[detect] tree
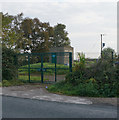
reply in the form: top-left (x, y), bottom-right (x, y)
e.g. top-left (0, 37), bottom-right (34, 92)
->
top-left (21, 18), bottom-right (54, 53)
top-left (2, 12), bottom-right (30, 52)
top-left (101, 47), bottom-right (115, 60)
top-left (52, 24), bottom-right (70, 47)
top-left (13, 13), bottom-right (31, 52)
top-left (2, 12), bottom-right (71, 53)
top-left (21, 18), bottom-right (54, 63)
top-left (2, 13), bottom-right (15, 48)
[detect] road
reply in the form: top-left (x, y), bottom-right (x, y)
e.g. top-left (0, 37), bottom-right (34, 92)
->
top-left (2, 96), bottom-right (117, 118)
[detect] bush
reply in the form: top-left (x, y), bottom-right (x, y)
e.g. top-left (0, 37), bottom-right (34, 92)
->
top-left (92, 61), bottom-right (117, 84)
top-left (48, 80), bottom-right (99, 97)
top-left (0, 82), bottom-right (2, 87)
top-left (102, 47), bottom-right (115, 60)
top-left (84, 58), bottom-right (118, 97)
top-left (65, 71), bottom-right (86, 85)
top-left (2, 80), bottom-right (12, 87)
top-left (66, 52), bottom-right (87, 85)
top-left (47, 80), bottom-right (67, 93)
top-left (2, 80), bottom-right (24, 87)
top-left (48, 48), bottom-right (118, 97)
top-left (73, 82), bottom-right (99, 97)
top-left (2, 46), bottom-right (18, 80)
top-left (98, 83), bottom-right (118, 97)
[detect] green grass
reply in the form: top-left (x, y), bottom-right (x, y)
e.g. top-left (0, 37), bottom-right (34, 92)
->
top-left (18, 75), bottom-right (49, 82)
top-left (19, 62), bottom-right (69, 75)
top-left (17, 62), bottom-right (70, 83)
top-left (2, 80), bottom-right (24, 87)
top-left (20, 62), bottom-right (69, 69)
top-left (19, 75), bottom-right (41, 81)
top-left (2, 75), bottom-right (49, 87)
top-left (0, 82), bottom-right (2, 87)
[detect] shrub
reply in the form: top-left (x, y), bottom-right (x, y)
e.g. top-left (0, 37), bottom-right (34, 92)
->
top-left (73, 82), bottom-right (99, 97)
top-left (66, 52), bottom-right (86, 85)
top-left (65, 71), bottom-right (86, 85)
top-left (86, 78), bottom-right (96, 83)
top-left (2, 80), bottom-right (11, 87)
top-left (74, 52), bottom-right (85, 71)
top-left (2, 46), bottom-right (18, 80)
top-left (101, 47), bottom-right (115, 60)
top-left (98, 83), bottom-right (118, 97)
top-left (48, 48), bottom-right (118, 97)
top-left (94, 61), bottom-right (117, 84)
top-left (0, 82), bottom-right (2, 87)
top-left (48, 81), bottom-right (99, 97)
top-left (47, 80), bottom-right (66, 93)
top-left (2, 79), bottom-right (24, 87)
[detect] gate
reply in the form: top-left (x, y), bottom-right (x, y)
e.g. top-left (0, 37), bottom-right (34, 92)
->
top-left (15, 52), bottom-right (72, 83)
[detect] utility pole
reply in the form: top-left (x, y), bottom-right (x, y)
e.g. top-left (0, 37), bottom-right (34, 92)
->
top-left (101, 34), bottom-right (105, 59)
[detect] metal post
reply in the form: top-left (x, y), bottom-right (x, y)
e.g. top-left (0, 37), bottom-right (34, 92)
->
top-left (41, 54), bottom-right (43, 83)
top-left (14, 55), bottom-right (18, 79)
top-left (28, 55), bottom-right (31, 83)
top-left (101, 34), bottom-right (105, 59)
top-left (69, 52), bottom-right (72, 72)
top-left (101, 34), bottom-right (102, 59)
top-left (112, 51), bottom-right (114, 66)
top-left (14, 55), bottom-right (17, 66)
top-left (55, 53), bottom-right (57, 82)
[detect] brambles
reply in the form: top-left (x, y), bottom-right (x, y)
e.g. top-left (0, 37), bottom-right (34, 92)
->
top-left (48, 49), bottom-right (118, 97)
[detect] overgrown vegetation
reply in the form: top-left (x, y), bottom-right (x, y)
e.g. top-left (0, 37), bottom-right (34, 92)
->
top-left (48, 48), bottom-right (119, 97)
top-left (2, 46), bottom-right (18, 80)
top-left (2, 80), bottom-right (24, 87)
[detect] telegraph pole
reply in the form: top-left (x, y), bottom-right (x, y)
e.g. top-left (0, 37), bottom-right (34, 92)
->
top-left (101, 34), bottom-right (105, 59)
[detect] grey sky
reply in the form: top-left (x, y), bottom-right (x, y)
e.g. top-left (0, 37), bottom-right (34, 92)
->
top-left (0, 1), bottom-right (117, 58)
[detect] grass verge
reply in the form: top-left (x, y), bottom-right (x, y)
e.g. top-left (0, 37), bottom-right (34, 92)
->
top-left (2, 80), bottom-right (24, 87)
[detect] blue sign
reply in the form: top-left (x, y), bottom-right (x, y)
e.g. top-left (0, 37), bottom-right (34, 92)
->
top-left (102, 43), bottom-right (105, 47)
top-left (52, 55), bottom-right (56, 58)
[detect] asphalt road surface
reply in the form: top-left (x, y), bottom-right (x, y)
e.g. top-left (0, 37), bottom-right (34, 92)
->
top-left (2, 96), bottom-right (117, 118)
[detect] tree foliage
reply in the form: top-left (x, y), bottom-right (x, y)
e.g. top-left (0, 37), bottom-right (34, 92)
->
top-left (2, 13), bottom-right (30, 52)
top-left (52, 24), bottom-right (70, 47)
top-left (21, 18), bottom-right (54, 53)
top-left (101, 47), bottom-right (115, 60)
top-left (2, 13), bottom-right (15, 48)
top-left (2, 13), bottom-right (70, 53)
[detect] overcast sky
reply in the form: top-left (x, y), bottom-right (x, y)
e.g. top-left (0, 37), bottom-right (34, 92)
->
top-left (0, 0), bottom-right (117, 58)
